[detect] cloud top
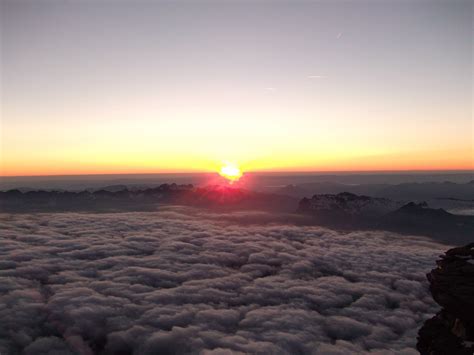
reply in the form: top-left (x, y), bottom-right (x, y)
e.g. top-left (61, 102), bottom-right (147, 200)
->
top-left (0, 207), bottom-right (445, 354)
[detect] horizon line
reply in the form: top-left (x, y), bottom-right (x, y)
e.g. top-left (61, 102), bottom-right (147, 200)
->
top-left (2, 168), bottom-right (473, 179)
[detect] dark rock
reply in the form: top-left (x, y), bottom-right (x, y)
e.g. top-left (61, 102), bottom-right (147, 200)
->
top-left (428, 243), bottom-right (474, 322)
top-left (417, 310), bottom-right (473, 354)
top-left (417, 243), bottom-right (474, 354)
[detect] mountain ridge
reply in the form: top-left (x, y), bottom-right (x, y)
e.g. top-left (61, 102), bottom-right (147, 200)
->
top-left (1, 186), bottom-right (473, 245)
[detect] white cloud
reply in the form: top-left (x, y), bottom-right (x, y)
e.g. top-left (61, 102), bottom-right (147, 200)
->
top-left (0, 208), bottom-right (444, 354)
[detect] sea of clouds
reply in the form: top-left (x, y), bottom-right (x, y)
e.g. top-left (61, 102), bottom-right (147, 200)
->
top-left (0, 207), bottom-right (447, 354)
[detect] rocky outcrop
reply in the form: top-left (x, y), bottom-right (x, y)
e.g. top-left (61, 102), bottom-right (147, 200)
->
top-left (298, 192), bottom-right (400, 217)
top-left (417, 243), bottom-right (474, 354)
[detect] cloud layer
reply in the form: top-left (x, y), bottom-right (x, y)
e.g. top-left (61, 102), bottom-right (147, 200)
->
top-left (0, 207), bottom-right (445, 354)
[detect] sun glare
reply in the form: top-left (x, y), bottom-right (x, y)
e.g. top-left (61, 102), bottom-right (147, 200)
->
top-left (219, 162), bottom-right (243, 182)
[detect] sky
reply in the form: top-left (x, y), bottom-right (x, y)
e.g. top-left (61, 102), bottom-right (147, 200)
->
top-left (1, 0), bottom-right (472, 176)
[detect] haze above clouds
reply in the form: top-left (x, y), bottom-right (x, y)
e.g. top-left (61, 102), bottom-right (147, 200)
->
top-left (0, 207), bottom-right (446, 354)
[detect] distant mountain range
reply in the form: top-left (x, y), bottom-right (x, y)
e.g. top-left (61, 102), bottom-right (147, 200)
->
top-left (1, 185), bottom-right (473, 245)
top-left (2, 172), bottom-right (473, 192)
top-left (298, 192), bottom-right (474, 245)
top-left (298, 192), bottom-right (402, 217)
top-left (0, 184), bottom-right (298, 213)
top-left (273, 180), bottom-right (474, 200)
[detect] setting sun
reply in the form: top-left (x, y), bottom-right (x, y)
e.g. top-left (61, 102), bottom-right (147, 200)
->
top-left (219, 162), bottom-right (243, 182)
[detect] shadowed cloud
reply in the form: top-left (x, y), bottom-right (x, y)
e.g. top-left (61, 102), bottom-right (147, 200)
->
top-left (0, 207), bottom-right (446, 354)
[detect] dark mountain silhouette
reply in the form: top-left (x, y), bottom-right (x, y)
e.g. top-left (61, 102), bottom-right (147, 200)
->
top-left (298, 193), bottom-right (474, 245)
top-left (275, 181), bottom-right (474, 201)
top-left (0, 184), bottom-right (298, 213)
top-left (376, 181), bottom-right (474, 200)
top-left (87, 184), bottom-right (129, 192)
top-left (379, 203), bottom-right (474, 245)
top-left (1, 186), bottom-right (473, 244)
top-left (298, 192), bottom-right (401, 216)
top-left (275, 182), bottom-right (390, 198)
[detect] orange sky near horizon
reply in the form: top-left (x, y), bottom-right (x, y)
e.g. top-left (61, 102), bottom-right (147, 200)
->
top-left (1, 143), bottom-right (472, 177)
